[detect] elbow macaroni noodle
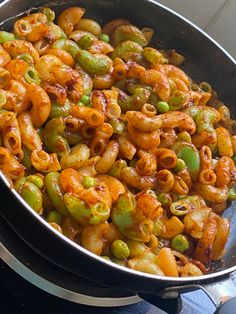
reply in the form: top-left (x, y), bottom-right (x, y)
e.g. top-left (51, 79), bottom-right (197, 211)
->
top-left (0, 5), bottom-right (235, 277)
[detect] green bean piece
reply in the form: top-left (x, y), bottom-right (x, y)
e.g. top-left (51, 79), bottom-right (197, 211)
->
top-left (43, 117), bottom-right (70, 156)
top-left (16, 53), bottom-right (34, 65)
top-left (199, 81), bottom-right (212, 93)
top-left (47, 210), bottom-right (63, 225)
top-left (108, 159), bottom-right (127, 178)
top-left (22, 146), bottom-right (32, 168)
top-left (171, 234), bottom-right (189, 252)
top-left (101, 256), bottom-right (112, 261)
top-left (117, 90), bottom-right (131, 112)
top-left (26, 175), bottom-right (44, 189)
top-left (53, 39), bottom-right (80, 59)
top-left (60, 28), bottom-right (68, 39)
top-left (78, 34), bottom-right (94, 49)
top-left (228, 188), bottom-right (236, 201)
top-left (232, 156), bottom-right (236, 166)
top-left (152, 219), bottom-right (165, 236)
top-left (112, 25), bottom-right (148, 47)
top-left (128, 159), bottom-right (137, 167)
top-left (148, 92), bottom-right (160, 106)
top-left (177, 131), bottom-right (192, 143)
top-left (0, 31), bottom-right (15, 43)
top-left (80, 95), bottom-right (90, 106)
top-left (77, 50), bottom-right (111, 75)
top-left (0, 91), bottom-right (6, 108)
top-left (173, 158), bottom-right (186, 173)
top-left (63, 130), bottom-right (83, 146)
top-left (155, 101), bottom-right (169, 113)
top-left (156, 192), bottom-right (172, 207)
top-left (111, 40), bottom-right (143, 61)
top-left (64, 193), bottom-right (110, 225)
top-left (112, 258), bottom-right (127, 267)
top-left (126, 81), bottom-right (152, 94)
top-left (45, 172), bottom-right (69, 216)
top-left (111, 192), bottom-right (153, 242)
top-left (40, 7), bottom-right (55, 22)
top-left (130, 87), bottom-right (150, 111)
top-left (168, 90), bottom-right (187, 111)
top-left (143, 47), bottom-right (168, 65)
top-left (108, 118), bottom-right (124, 134)
top-left (24, 67), bottom-right (41, 85)
top-left (21, 182), bottom-right (43, 214)
top-left (99, 33), bottom-right (110, 43)
top-left (167, 50), bottom-right (185, 66)
top-left (195, 109), bottom-right (216, 133)
top-left (82, 175), bottom-right (96, 188)
top-left (111, 240), bottom-right (130, 259)
top-left (49, 100), bottom-right (73, 119)
top-left (173, 142), bottom-right (200, 181)
top-left (14, 177), bottom-right (27, 193)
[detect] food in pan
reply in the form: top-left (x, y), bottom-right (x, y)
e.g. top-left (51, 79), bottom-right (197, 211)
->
top-left (0, 6), bottom-right (234, 277)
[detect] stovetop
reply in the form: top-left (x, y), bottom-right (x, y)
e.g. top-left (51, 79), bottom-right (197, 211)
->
top-left (0, 259), bottom-right (216, 314)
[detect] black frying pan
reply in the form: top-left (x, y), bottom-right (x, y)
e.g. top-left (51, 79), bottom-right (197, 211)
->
top-left (0, 0), bottom-right (236, 313)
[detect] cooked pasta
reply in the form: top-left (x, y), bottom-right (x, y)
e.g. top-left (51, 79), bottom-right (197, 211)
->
top-left (0, 5), bottom-right (235, 278)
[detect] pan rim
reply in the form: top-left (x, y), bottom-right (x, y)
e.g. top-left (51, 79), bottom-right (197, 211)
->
top-left (0, 0), bottom-right (235, 285)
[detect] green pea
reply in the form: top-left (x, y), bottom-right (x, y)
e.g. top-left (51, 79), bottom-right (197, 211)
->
top-left (232, 156), bottom-right (236, 166)
top-left (0, 91), bottom-right (6, 108)
top-left (49, 100), bottom-right (73, 119)
top-left (171, 234), bottom-right (189, 252)
top-left (26, 175), bottom-right (44, 189)
top-left (0, 31), bottom-right (15, 43)
top-left (47, 210), bottom-right (62, 225)
top-left (99, 33), bottom-right (110, 43)
top-left (16, 53), bottom-right (34, 65)
top-left (78, 34), bottom-right (94, 49)
top-left (45, 172), bottom-right (68, 216)
top-left (111, 240), bottom-right (130, 259)
top-left (174, 158), bottom-right (186, 172)
top-left (40, 7), bottom-right (55, 22)
top-left (21, 182), bottom-right (43, 214)
top-left (43, 117), bottom-right (70, 156)
top-left (77, 50), bottom-right (111, 75)
top-left (112, 258), bottom-right (127, 267)
top-left (155, 101), bottom-right (169, 113)
top-left (24, 67), bottom-right (41, 85)
top-left (64, 193), bottom-right (110, 225)
top-left (53, 39), bottom-right (80, 59)
top-left (228, 188), bottom-right (236, 201)
top-left (108, 118), bottom-right (124, 134)
top-left (80, 95), bottom-right (90, 106)
top-left (156, 192), bottom-right (172, 207)
top-left (82, 176), bottom-right (96, 188)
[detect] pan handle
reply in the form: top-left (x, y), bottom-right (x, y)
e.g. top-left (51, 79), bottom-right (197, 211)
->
top-left (156, 274), bottom-right (236, 314)
top-left (202, 276), bottom-right (236, 313)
